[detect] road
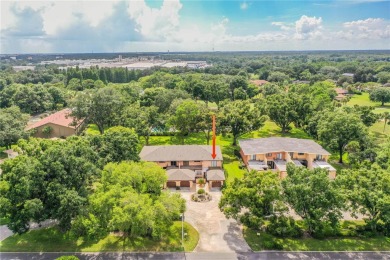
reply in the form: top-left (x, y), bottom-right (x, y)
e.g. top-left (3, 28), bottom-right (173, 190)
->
top-left (1, 251), bottom-right (390, 260)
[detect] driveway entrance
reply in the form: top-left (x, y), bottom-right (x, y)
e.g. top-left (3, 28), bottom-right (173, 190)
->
top-left (179, 191), bottom-right (251, 253)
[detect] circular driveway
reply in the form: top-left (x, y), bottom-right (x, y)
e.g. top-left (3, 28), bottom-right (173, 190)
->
top-left (179, 191), bottom-right (251, 253)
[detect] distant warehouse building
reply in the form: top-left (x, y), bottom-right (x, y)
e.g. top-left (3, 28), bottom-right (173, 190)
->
top-left (26, 109), bottom-right (85, 138)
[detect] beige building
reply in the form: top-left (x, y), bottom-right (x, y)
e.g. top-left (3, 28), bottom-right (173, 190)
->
top-left (239, 137), bottom-right (336, 179)
top-left (26, 109), bottom-right (84, 138)
top-left (140, 145), bottom-right (225, 189)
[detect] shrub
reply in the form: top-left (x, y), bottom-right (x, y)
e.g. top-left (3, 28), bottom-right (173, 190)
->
top-left (197, 189), bottom-right (205, 195)
top-left (56, 256), bottom-right (80, 260)
top-left (267, 215), bottom-right (303, 238)
top-left (198, 178), bottom-right (205, 185)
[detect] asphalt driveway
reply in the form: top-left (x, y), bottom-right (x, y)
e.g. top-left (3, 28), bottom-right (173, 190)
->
top-left (179, 191), bottom-right (251, 253)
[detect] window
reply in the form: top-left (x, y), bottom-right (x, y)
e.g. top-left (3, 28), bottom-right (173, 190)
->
top-left (250, 154), bottom-right (256, 160)
top-left (276, 153), bottom-right (282, 159)
top-left (316, 154), bottom-right (323, 160)
top-left (266, 153), bottom-right (272, 157)
top-left (298, 153), bottom-right (304, 155)
top-left (194, 161), bottom-right (201, 162)
top-left (211, 160), bottom-right (217, 167)
top-left (183, 161), bottom-right (189, 166)
top-left (171, 161), bottom-right (177, 166)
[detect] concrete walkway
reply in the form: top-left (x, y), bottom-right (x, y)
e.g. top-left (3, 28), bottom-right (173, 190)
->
top-left (0, 219), bottom-right (58, 241)
top-left (179, 190), bottom-right (251, 253)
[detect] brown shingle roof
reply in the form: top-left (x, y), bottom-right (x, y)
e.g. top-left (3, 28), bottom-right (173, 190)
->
top-left (167, 169), bottom-right (195, 181)
top-left (140, 145), bottom-right (223, 161)
top-left (239, 137), bottom-right (331, 155)
top-left (26, 109), bottom-right (83, 131)
top-left (206, 169), bottom-right (225, 181)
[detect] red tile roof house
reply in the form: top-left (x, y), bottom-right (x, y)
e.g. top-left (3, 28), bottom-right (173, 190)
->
top-left (239, 137), bottom-right (336, 179)
top-left (25, 109), bottom-right (85, 138)
top-left (140, 145), bottom-right (225, 191)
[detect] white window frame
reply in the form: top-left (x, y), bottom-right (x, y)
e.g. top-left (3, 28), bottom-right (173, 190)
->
top-left (211, 160), bottom-right (218, 167)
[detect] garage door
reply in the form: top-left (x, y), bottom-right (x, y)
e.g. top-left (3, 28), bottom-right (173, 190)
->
top-left (167, 181), bottom-right (176, 188)
top-left (181, 181), bottom-right (191, 187)
top-left (212, 181), bottom-right (222, 187)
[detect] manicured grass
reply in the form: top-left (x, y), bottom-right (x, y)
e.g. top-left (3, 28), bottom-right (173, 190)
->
top-left (0, 217), bottom-right (10, 225)
top-left (0, 221), bottom-right (199, 252)
top-left (244, 226), bottom-right (390, 251)
top-left (85, 124), bottom-right (101, 136)
top-left (242, 121), bottom-right (311, 139)
top-left (369, 120), bottom-right (390, 141)
top-left (347, 93), bottom-right (390, 114)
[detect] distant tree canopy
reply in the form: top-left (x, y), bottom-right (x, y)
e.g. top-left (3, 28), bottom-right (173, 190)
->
top-left (0, 106), bottom-right (29, 149)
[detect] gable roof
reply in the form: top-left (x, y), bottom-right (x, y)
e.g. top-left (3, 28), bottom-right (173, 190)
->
top-left (206, 169), bottom-right (225, 181)
top-left (167, 169), bottom-right (195, 181)
top-left (335, 88), bottom-right (348, 94)
top-left (140, 145), bottom-right (223, 162)
top-left (239, 137), bottom-right (331, 155)
top-left (26, 109), bottom-right (83, 131)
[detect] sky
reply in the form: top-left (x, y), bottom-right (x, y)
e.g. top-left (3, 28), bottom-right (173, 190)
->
top-left (1, 0), bottom-right (389, 53)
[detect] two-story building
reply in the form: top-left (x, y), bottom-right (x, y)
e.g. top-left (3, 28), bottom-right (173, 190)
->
top-left (140, 145), bottom-right (225, 189)
top-left (239, 137), bottom-right (336, 179)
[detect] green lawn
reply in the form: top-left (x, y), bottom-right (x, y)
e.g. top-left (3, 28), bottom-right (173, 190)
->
top-left (0, 221), bottom-right (199, 252)
top-left (244, 226), bottom-right (390, 251)
top-left (369, 120), bottom-right (390, 141)
top-left (0, 217), bottom-right (10, 225)
top-left (347, 93), bottom-right (390, 114)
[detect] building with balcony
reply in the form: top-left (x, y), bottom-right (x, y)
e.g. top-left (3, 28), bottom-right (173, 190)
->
top-left (239, 137), bottom-right (336, 179)
top-left (140, 145), bottom-right (225, 189)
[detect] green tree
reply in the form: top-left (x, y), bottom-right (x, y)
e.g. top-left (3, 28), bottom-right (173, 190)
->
top-left (71, 87), bottom-right (123, 134)
top-left (0, 106), bottom-right (29, 149)
top-left (318, 109), bottom-right (368, 163)
top-left (89, 126), bottom-right (139, 164)
top-left (338, 165), bottom-right (390, 232)
top-left (168, 100), bottom-right (203, 144)
top-left (343, 105), bottom-right (378, 127)
top-left (219, 100), bottom-right (266, 145)
top-left (74, 162), bottom-right (185, 239)
top-left (267, 71), bottom-right (289, 84)
top-left (282, 164), bottom-right (344, 236)
top-left (42, 126), bottom-right (53, 138)
top-left (382, 112), bottom-right (390, 132)
top-left (264, 93), bottom-right (298, 133)
top-left (122, 105), bottom-right (162, 145)
top-left (219, 171), bottom-right (285, 229)
top-left (369, 87), bottom-right (390, 106)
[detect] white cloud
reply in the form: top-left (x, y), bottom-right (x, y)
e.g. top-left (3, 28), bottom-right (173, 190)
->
top-left (340, 18), bottom-right (390, 39)
top-left (240, 2), bottom-right (248, 10)
top-left (128, 0), bottom-right (182, 41)
top-left (294, 15), bottom-right (323, 40)
top-left (271, 22), bottom-right (292, 31)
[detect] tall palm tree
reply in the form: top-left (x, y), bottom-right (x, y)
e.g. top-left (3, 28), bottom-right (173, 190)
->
top-left (383, 112), bottom-right (390, 132)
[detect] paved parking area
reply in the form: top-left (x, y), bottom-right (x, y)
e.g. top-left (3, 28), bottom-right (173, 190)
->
top-left (179, 191), bottom-right (251, 253)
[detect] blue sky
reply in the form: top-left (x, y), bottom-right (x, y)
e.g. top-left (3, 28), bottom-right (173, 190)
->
top-left (1, 0), bottom-right (389, 53)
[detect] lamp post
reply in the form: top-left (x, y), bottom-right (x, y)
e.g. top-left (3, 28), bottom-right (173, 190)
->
top-left (181, 213), bottom-right (184, 251)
